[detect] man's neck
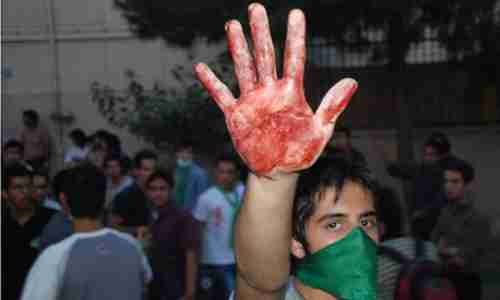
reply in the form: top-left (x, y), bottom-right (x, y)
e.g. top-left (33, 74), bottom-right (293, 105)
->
top-left (73, 218), bottom-right (103, 233)
top-left (293, 278), bottom-right (337, 300)
top-left (110, 175), bottom-right (124, 186)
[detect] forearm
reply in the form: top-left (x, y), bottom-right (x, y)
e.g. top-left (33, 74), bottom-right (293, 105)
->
top-left (235, 172), bottom-right (298, 292)
top-left (184, 250), bottom-right (198, 298)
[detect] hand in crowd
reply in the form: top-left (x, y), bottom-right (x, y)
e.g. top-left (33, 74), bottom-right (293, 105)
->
top-left (195, 4), bottom-right (357, 177)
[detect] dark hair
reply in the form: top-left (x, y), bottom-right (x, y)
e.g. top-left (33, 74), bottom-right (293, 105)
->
top-left (335, 125), bottom-right (351, 138)
top-left (292, 157), bottom-right (377, 251)
top-left (23, 109), bottom-right (39, 124)
top-left (2, 163), bottom-right (32, 190)
top-left (61, 164), bottom-right (106, 218)
top-left (52, 169), bottom-right (72, 201)
top-left (425, 132), bottom-right (451, 156)
top-left (69, 129), bottom-right (87, 148)
top-left (376, 186), bottom-right (404, 241)
top-left (2, 139), bottom-right (24, 154)
top-left (105, 153), bottom-right (131, 175)
top-left (176, 139), bottom-right (194, 152)
top-left (215, 153), bottom-right (240, 169)
top-left (443, 158), bottom-right (474, 184)
top-left (133, 149), bottom-right (158, 169)
top-left (146, 169), bottom-right (174, 188)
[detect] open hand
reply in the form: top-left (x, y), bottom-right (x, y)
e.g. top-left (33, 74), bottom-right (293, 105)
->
top-left (195, 3), bottom-right (358, 177)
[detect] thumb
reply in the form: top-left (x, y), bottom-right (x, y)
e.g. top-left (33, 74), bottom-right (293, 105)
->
top-left (315, 78), bottom-right (358, 126)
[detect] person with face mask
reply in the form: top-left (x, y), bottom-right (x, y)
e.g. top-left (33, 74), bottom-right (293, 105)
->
top-left (173, 140), bottom-right (210, 212)
top-left (194, 3), bottom-right (377, 299)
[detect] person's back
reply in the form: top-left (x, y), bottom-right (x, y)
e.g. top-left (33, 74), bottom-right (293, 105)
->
top-left (23, 229), bottom-right (151, 300)
top-left (21, 164), bottom-right (152, 300)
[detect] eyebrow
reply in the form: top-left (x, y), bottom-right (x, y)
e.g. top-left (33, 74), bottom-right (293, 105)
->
top-left (316, 210), bottom-right (377, 223)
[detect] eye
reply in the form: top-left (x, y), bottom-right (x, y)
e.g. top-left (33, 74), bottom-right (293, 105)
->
top-left (326, 221), bottom-right (342, 231)
top-left (360, 217), bottom-right (377, 229)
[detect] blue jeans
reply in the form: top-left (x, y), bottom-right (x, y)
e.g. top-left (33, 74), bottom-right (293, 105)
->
top-left (198, 264), bottom-right (236, 300)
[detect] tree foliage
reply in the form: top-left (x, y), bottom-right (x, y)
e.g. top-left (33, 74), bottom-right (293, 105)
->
top-left (90, 53), bottom-right (236, 153)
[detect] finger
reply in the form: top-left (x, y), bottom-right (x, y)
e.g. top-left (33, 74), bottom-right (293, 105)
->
top-left (194, 63), bottom-right (235, 111)
top-left (226, 20), bottom-right (257, 95)
top-left (315, 78), bottom-right (358, 126)
top-left (248, 3), bottom-right (277, 85)
top-left (283, 9), bottom-right (306, 82)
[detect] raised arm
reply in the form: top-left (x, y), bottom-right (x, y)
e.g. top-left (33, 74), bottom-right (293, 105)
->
top-left (195, 3), bottom-right (357, 298)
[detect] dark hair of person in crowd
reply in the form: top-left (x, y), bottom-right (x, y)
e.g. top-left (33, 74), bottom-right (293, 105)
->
top-left (176, 138), bottom-right (195, 152)
top-left (105, 153), bottom-right (131, 175)
top-left (215, 152), bottom-right (241, 170)
top-left (133, 149), bottom-right (158, 169)
top-left (335, 125), bottom-right (352, 138)
top-left (69, 129), bottom-right (88, 149)
top-left (52, 169), bottom-right (72, 202)
top-left (107, 133), bottom-right (122, 156)
top-left (2, 139), bottom-right (24, 154)
top-left (146, 169), bottom-right (175, 189)
top-left (425, 131), bottom-right (451, 156)
top-left (443, 158), bottom-right (475, 184)
top-left (2, 163), bottom-right (32, 191)
top-left (375, 186), bottom-right (404, 241)
top-left (61, 163), bottom-right (106, 218)
top-left (23, 109), bottom-right (40, 125)
top-left (292, 157), bottom-right (378, 254)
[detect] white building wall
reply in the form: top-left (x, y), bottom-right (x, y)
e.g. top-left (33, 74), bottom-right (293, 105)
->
top-left (2, 0), bottom-right (224, 169)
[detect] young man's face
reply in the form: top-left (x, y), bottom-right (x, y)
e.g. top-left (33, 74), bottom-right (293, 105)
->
top-left (422, 145), bottom-right (440, 165)
top-left (444, 170), bottom-right (467, 201)
top-left (6, 176), bottom-right (34, 210)
top-left (3, 147), bottom-right (23, 165)
top-left (32, 175), bottom-right (49, 203)
top-left (296, 181), bottom-right (378, 256)
top-left (135, 159), bottom-right (157, 187)
top-left (215, 161), bottom-right (238, 190)
top-left (105, 160), bottom-right (122, 179)
top-left (147, 177), bottom-right (171, 208)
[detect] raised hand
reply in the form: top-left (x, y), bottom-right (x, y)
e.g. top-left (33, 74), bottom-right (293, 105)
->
top-left (195, 3), bottom-right (358, 177)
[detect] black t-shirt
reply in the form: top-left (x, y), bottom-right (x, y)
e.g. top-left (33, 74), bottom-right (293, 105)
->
top-left (112, 184), bottom-right (151, 227)
top-left (2, 204), bottom-right (56, 300)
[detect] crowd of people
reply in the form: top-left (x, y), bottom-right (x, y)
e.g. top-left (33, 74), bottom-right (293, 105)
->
top-left (2, 3), bottom-right (495, 300)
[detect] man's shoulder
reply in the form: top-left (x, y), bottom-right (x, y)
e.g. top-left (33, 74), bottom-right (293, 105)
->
top-left (191, 163), bottom-right (208, 176)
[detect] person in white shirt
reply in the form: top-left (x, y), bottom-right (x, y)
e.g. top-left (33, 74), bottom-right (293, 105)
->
top-left (64, 129), bottom-right (89, 167)
top-left (193, 154), bottom-right (244, 300)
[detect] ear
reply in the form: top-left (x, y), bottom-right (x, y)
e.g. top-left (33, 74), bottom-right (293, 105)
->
top-left (59, 192), bottom-right (71, 214)
top-left (291, 238), bottom-right (306, 259)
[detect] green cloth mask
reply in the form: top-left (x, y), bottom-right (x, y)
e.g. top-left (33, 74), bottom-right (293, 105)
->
top-left (295, 227), bottom-right (378, 300)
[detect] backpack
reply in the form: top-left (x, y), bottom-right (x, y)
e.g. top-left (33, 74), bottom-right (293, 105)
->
top-left (379, 239), bottom-right (458, 300)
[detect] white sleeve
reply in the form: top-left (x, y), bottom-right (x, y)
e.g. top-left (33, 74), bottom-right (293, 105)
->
top-left (192, 193), bottom-right (209, 222)
top-left (21, 245), bottom-right (67, 300)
